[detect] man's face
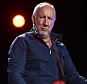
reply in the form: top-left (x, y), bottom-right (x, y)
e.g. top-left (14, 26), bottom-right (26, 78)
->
top-left (32, 5), bottom-right (56, 38)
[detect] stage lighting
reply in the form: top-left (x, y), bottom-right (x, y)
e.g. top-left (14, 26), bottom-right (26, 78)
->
top-left (12, 15), bottom-right (25, 28)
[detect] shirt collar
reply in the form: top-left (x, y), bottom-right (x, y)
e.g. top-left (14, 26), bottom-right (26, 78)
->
top-left (50, 32), bottom-right (62, 41)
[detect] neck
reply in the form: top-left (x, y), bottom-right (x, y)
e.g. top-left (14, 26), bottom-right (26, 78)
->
top-left (43, 38), bottom-right (51, 43)
top-left (42, 36), bottom-right (52, 48)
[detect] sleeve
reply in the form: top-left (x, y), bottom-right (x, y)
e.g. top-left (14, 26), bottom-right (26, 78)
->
top-left (62, 45), bottom-right (87, 84)
top-left (8, 36), bottom-right (27, 84)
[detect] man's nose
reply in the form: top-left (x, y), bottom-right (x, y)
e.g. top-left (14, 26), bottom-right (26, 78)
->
top-left (43, 18), bottom-right (48, 27)
top-left (43, 24), bottom-right (48, 27)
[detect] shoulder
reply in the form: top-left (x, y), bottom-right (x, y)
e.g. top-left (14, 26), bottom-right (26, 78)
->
top-left (10, 32), bottom-right (33, 46)
top-left (17, 32), bottom-right (33, 39)
top-left (56, 41), bottom-right (68, 53)
top-left (56, 41), bottom-right (64, 46)
top-left (56, 40), bottom-right (65, 50)
top-left (12, 32), bottom-right (34, 43)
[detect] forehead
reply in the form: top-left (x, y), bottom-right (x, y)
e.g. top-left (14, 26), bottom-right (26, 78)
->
top-left (37, 5), bottom-right (55, 16)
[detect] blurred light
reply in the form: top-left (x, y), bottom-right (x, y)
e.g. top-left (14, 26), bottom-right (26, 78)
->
top-left (12, 15), bottom-right (25, 28)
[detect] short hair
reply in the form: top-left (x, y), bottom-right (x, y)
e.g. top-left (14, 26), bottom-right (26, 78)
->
top-left (32, 2), bottom-right (56, 17)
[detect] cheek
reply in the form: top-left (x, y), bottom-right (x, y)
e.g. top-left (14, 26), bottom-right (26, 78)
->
top-left (50, 22), bottom-right (54, 29)
top-left (36, 18), bottom-right (43, 26)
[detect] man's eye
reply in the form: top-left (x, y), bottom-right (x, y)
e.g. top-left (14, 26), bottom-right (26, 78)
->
top-left (39, 16), bottom-right (45, 18)
top-left (48, 17), bottom-right (52, 20)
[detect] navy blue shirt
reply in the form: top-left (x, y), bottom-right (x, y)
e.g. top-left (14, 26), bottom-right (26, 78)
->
top-left (8, 30), bottom-right (87, 84)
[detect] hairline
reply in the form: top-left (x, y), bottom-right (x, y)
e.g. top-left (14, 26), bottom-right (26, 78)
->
top-left (32, 2), bottom-right (56, 18)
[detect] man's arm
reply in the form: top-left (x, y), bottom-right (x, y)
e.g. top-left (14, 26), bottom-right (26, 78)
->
top-left (8, 36), bottom-right (27, 84)
top-left (62, 45), bottom-right (87, 84)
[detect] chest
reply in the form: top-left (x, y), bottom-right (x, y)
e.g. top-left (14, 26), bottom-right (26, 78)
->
top-left (26, 39), bottom-right (59, 63)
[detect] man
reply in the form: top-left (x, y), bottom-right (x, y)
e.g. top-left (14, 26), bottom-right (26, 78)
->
top-left (8, 2), bottom-right (87, 84)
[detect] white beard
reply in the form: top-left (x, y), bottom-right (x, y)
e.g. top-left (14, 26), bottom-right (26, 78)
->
top-left (39, 31), bottom-right (49, 36)
top-left (33, 25), bottom-right (50, 38)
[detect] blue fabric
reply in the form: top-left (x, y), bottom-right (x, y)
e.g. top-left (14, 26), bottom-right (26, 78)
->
top-left (8, 31), bottom-right (87, 84)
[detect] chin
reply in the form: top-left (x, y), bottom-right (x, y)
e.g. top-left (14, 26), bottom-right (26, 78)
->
top-left (40, 31), bottom-right (49, 36)
top-left (41, 35), bottom-right (48, 39)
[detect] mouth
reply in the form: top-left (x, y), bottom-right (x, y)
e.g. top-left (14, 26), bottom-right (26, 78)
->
top-left (41, 27), bottom-right (48, 31)
top-left (39, 29), bottom-right (50, 37)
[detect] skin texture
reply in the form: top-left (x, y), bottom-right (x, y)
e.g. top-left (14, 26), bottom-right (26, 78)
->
top-left (32, 5), bottom-right (56, 43)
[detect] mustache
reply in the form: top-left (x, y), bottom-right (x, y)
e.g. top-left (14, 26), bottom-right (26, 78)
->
top-left (41, 27), bottom-right (49, 30)
top-left (39, 31), bottom-right (50, 37)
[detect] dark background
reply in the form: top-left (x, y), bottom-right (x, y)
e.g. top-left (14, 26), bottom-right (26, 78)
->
top-left (0, 0), bottom-right (87, 83)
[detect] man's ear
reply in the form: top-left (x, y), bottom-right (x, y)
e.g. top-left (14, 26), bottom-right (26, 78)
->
top-left (31, 15), bottom-right (35, 24)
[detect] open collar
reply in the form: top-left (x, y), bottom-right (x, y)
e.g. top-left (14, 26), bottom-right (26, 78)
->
top-left (30, 27), bottom-right (62, 42)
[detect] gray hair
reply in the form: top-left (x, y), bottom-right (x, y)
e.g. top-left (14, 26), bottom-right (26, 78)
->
top-left (32, 2), bottom-right (56, 17)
